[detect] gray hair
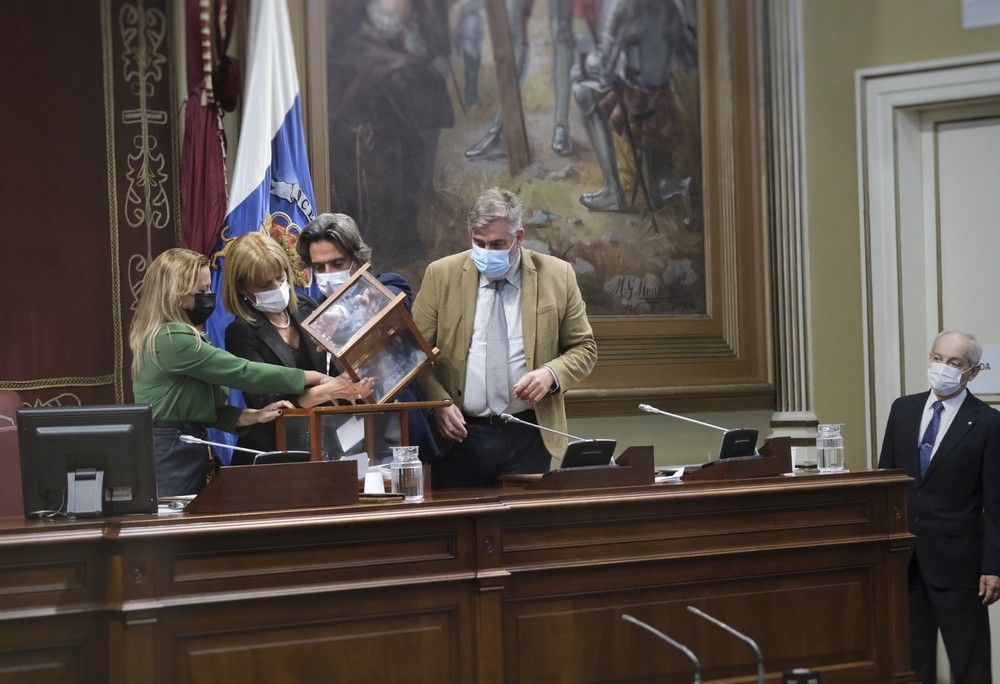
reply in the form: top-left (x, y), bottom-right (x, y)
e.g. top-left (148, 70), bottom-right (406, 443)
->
top-left (467, 187), bottom-right (524, 235)
top-left (932, 330), bottom-right (983, 366)
top-left (297, 213), bottom-right (373, 267)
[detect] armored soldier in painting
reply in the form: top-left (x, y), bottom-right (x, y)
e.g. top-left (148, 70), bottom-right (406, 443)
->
top-left (572, 0), bottom-right (697, 216)
top-left (463, 0), bottom-right (576, 159)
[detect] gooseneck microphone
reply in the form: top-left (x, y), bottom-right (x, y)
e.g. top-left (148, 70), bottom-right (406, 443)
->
top-left (638, 404), bottom-right (728, 433)
top-left (686, 606), bottom-right (765, 684)
top-left (622, 614), bottom-right (702, 684)
top-left (638, 404), bottom-right (760, 459)
top-left (179, 434), bottom-right (265, 456)
top-left (499, 412), bottom-right (590, 441)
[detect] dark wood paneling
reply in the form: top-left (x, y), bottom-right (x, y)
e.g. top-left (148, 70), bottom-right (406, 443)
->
top-left (501, 484), bottom-right (888, 570)
top-left (171, 532), bottom-right (459, 584)
top-left (0, 644), bottom-right (83, 684)
top-left (128, 518), bottom-right (476, 603)
top-left (0, 614), bottom-right (107, 684)
top-left (168, 591), bottom-right (472, 684)
top-left (0, 472), bottom-right (914, 683)
top-left (503, 556), bottom-right (880, 682)
top-left (0, 535), bottom-right (105, 614)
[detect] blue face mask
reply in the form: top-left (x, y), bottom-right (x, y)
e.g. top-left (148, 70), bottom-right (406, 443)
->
top-left (471, 243), bottom-right (512, 279)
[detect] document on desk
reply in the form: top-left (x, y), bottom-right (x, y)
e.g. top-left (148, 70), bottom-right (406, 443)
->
top-left (157, 495), bottom-right (196, 514)
top-left (654, 467), bottom-right (684, 483)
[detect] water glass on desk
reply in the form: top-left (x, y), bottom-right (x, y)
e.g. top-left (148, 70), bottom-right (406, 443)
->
top-left (390, 446), bottom-right (424, 502)
top-left (817, 424), bottom-right (844, 473)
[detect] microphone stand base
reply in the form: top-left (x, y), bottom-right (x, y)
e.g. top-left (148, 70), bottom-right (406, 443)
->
top-left (683, 437), bottom-right (792, 482)
top-left (500, 447), bottom-right (654, 491)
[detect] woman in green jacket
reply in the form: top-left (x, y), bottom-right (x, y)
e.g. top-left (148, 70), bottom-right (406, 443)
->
top-left (130, 248), bottom-right (347, 496)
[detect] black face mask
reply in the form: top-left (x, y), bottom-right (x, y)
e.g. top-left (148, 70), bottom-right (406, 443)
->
top-left (187, 293), bottom-right (216, 326)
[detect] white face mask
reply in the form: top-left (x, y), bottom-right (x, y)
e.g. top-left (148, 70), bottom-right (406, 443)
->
top-left (315, 268), bottom-right (351, 296)
top-left (252, 280), bottom-right (290, 314)
top-left (927, 361), bottom-right (975, 397)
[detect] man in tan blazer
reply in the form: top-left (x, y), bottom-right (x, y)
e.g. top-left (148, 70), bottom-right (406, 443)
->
top-left (414, 188), bottom-right (597, 487)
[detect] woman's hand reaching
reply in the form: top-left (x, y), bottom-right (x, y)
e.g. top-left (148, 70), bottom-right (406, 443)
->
top-left (237, 400), bottom-right (295, 427)
top-left (319, 375), bottom-right (375, 403)
top-left (303, 370), bottom-right (334, 386)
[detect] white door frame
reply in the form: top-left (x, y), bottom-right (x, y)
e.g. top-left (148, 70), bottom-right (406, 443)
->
top-left (856, 52), bottom-right (1000, 464)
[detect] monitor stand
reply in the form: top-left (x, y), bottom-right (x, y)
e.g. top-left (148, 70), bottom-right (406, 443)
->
top-left (67, 468), bottom-right (103, 516)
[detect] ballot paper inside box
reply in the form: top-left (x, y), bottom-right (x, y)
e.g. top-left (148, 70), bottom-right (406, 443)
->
top-left (301, 264), bottom-right (438, 403)
top-left (275, 399), bottom-right (450, 466)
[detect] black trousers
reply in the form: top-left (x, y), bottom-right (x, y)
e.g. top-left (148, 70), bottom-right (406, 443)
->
top-left (153, 421), bottom-right (210, 497)
top-left (432, 410), bottom-right (552, 488)
top-left (908, 557), bottom-right (992, 684)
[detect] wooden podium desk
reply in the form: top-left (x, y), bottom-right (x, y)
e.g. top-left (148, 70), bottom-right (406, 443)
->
top-left (0, 470), bottom-right (914, 683)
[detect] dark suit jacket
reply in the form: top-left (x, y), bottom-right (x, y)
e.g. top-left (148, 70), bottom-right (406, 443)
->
top-left (224, 296), bottom-right (328, 454)
top-left (878, 390), bottom-right (1000, 589)
top-left (226, 275), bottom-right (440, 462)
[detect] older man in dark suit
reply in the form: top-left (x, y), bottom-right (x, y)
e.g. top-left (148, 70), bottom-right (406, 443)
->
top-left (879, 330), bottom-right (1000, 683)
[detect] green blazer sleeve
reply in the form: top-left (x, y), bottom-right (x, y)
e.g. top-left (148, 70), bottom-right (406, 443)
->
top-left (155, 324), bottom-right (307, 394)
top-left (134, 324), bottom-right (307, 433)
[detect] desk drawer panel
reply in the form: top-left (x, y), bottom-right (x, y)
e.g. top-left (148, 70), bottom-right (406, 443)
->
top-left (0, 544), bottom-right (103, 613)
top-left (0, 614), bottom-right (106, 683)
top-left (503, 493), bottom-right (879, 567)
top-left (154, 584), bottom-right (475, 683)
top-left (172, 532), bottom-right (459, 583)
top-left (504, 566), bottom-right (878, 683)
top-left (138, 519), bottom-right (476, 600)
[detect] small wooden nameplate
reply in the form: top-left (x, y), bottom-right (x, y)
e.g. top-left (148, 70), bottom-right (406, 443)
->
top-left (503, 446), bottom-right (655, 490)
top-left (187, 460), bottom-right (358, 514)
top-left (682, 437), bottom-right (792, 482)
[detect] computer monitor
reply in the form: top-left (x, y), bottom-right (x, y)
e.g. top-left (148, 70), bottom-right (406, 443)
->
top-left (17, 404), bottom-right (157, 517)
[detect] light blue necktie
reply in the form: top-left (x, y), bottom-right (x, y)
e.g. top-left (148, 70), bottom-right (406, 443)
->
top-left (918, 401), bottom-right (944, 478)
top-left (485, 281), bottom-right (509, 415)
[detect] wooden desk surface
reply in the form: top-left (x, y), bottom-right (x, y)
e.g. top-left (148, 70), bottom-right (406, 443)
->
top-left (0, 471), bottom-right (915, 683)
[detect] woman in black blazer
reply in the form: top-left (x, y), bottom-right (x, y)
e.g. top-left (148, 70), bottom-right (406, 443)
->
top-left (222, 232), bottom-right (373, 456)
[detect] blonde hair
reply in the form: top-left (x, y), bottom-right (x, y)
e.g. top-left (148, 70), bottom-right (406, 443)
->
top-left (130, 248), bottom-right (209, 378)
top-left (222, 232), bottom-right (300, 324)
top-left (467, 187), bottom-right (524, 234)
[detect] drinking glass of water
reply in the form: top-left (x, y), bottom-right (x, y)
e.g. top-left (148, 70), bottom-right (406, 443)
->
top-left (817, 424), bottom-right (845, 473)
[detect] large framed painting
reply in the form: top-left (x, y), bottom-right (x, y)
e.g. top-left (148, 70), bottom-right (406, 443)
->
top-left (303, 0), bottom-right (771, 414)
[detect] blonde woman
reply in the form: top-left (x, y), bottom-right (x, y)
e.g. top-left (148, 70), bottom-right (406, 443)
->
top-left (131, 248), bottom-right (340, 496)
top-left (222, 232), bottom-right (373, 455)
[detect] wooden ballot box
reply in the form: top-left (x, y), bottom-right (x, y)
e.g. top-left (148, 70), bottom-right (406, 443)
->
top-left (275, 400), bottom-right (450, 465)
top-left (301, 263), bottom-right (438, 403)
